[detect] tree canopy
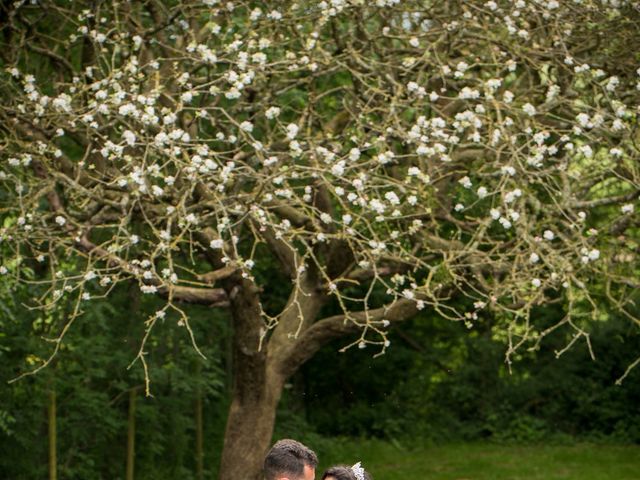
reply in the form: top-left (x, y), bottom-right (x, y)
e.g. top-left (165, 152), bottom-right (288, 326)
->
top-left (1, 1), bottom-right (639, 478)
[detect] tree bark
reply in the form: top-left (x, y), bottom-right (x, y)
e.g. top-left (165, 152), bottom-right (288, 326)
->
top-left (48, 388), bottom-right (57, 480)
top-left (218, 274), bottom-right (285, 480)
top-left (218, 370), bottom-right (284, 480)
top-left (218, 274), bottom-right (328, 480)
top-left (126, 388), bottom-right (136, 480)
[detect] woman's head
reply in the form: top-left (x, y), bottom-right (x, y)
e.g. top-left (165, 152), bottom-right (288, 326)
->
top-left (322, 466), bottom-right (356, 480)
top-left (322, 465), bottom-right (371, 480)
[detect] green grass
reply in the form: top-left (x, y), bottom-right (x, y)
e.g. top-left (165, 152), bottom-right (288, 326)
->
top-left (317, 440), bottom-right (640, 480)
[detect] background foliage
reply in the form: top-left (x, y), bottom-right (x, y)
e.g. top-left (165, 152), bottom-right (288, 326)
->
top-left (0, 284), bottom-right (228, 479)
top-left (2, 289), bottom-right (639, 479)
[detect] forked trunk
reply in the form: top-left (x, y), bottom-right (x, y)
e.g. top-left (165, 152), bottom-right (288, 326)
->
top-left (217, 276), bottom-right (324, 480)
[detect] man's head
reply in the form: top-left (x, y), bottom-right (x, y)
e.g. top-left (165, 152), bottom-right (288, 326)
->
top-left (264, 439), bottom-right (318, 480)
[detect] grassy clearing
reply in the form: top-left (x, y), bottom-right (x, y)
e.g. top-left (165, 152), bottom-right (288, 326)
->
top-left (318, 440), bottom-right (640, 480)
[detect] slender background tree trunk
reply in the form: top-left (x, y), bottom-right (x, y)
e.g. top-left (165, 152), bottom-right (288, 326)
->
top-left (48, 387), bottom-right (57, 480)
top-left (126, 388), bottom-right (136, 480)
top-left (195, 386), bottom-right (204, 480)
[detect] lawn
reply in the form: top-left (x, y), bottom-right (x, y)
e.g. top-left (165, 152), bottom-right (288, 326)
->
top-left (318, 440), bottom-right (640, 480)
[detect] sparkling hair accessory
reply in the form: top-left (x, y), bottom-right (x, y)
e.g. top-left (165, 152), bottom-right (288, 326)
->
top-left (351, 462), bottom-right (365, 480)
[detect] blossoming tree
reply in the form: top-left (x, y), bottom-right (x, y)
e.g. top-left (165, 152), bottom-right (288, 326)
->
top-left (1, 0), bottom-right (639, 478)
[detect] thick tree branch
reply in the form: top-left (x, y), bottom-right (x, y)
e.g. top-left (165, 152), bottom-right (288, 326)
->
top-left (257, 224), bottom-right (299, 279)
top-left (276, 298), bottom-right (418, 377)
top-left (196, 265), bottom-right (238, 285)
top-left (267, 202), bottom-right (316, 229)
top-left (76, 235), bottom-right (228, 306)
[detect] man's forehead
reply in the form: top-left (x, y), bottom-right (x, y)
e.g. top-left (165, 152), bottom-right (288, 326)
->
top-left (275, 465), bottom-right (315, 480)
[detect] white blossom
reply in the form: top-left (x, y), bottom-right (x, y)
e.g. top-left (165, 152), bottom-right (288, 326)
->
top-left (522, 103), bottom-right (537, 116)
top-left (459, 87), bottom-right (480, 100)
top-left (499, 217), bottom-right (512, 229)
top-left (369, 199), bottom-right (386, 214)
top-left (458, 176), bottom-right (472, 189)
top-left (331, 161), bottom-right (345, 177)
top-left (286, 123), bottom-right (299, 139)
top-left (501, 165), bottom-right (516, 176)
top-left (122, 130), bottom-right (136, 146)
top-left (376, 151), bottom-right (395, 165)
top-left (605, 76), bottom-right (620, 92)
top-left (265, 106), bottom-right (281, 119)
top-left (402, 289), bottom-right (415, 300)
top-left (578, 145), bottom-right (593, 158)
top-left (52, 93), bottom-right (72, 112)
top-left (621, 204), bottom-right (634, 214)
top-left (384, 191), bottom-right (400, 205)
top-left (504, 188), bottom-right (522, 203)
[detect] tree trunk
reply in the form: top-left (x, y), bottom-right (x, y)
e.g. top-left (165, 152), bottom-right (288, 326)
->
top-left (48, 388), bottom-right (57, 480)
top-left (217, 274), bottom-right (283, 480)
top-left (218, 275), bottom-right (326, 480)
top-left (195, 386), bottom-right (204, 480)
top-left (218, 369), bottom-right (284, 480)
top-left (126, 388), bottom-right (136, 480)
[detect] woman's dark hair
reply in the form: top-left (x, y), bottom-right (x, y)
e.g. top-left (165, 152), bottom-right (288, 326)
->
top-left (322, 465), bottom-right (372, 480)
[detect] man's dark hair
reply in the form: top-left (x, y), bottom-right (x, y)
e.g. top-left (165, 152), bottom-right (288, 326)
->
top-left (264, 439), bottom-right (318, 480)
top-left (322, 465), bottom-right (372, 480)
